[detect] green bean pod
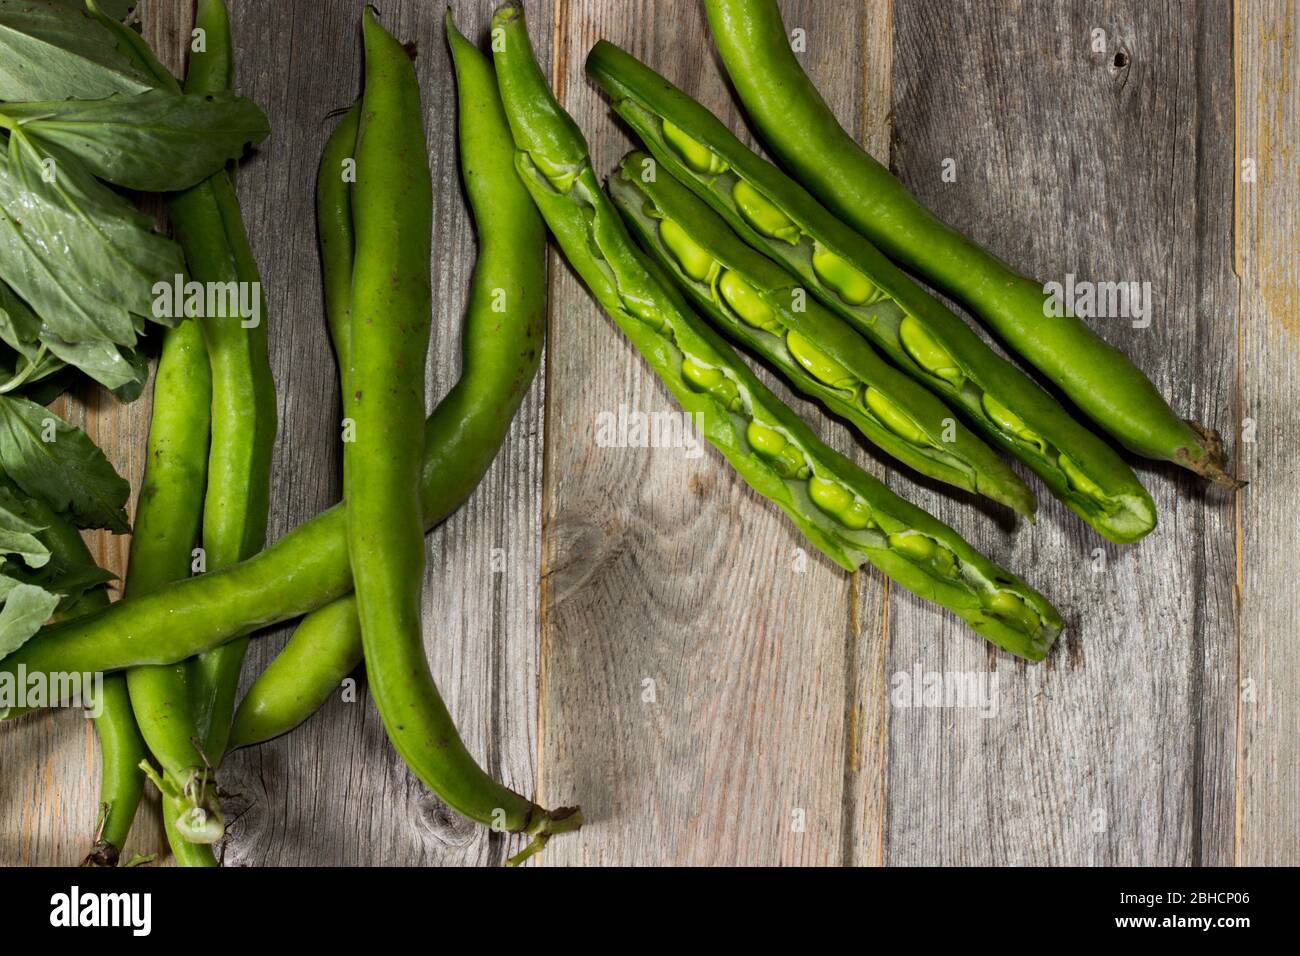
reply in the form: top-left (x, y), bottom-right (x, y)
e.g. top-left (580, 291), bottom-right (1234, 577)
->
top-left (120, 315), bottom-right (219, 856)
top-left (336, 10), bottom-right (578, 861)
top-left (229, 596), bottom-right (362, 749)
top-left (585, 41), bottom-right (1157, 545)
top-left (84, 676), bottom-right (142, 866)
top-left (226, 104), bottom-right (362, 751)
top-left (23, 496), bottom-right (143, 868)
top-left (347, 2), bottom-right (440, 817)
top-left (703, 0), bottom-right (1234, 485)
top-left (493, 2), bottom-right (1060, 660)
top-left (317, 103), bottom-right (360, 379)
top-left (182, 0), bottom-right (276, 765)
top-left (610, 150), bottom-right (1035, 516)
top-left (84, 3), bottom-right (221, 865)
top-left (232, 16), bottom-right (559, 761)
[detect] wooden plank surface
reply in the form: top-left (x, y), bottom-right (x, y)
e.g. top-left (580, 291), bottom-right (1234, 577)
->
top-left (1235, 0), bottom-right (1299, 867)
top-left (537, 0), bottom-right (863, 867)
top-left (1, 0), bottom-right (1295, 868)
top-left (882, 0), bottom-right (1241, 866)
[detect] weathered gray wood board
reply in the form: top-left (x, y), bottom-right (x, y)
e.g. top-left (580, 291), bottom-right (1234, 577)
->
top-left (2, 0), bottom-right (1294, 867)
top-left (1236, 0), bottom-right (1299, 867)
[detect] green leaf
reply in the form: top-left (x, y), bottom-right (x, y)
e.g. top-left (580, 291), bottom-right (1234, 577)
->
top-left (0, 127), bottom-right (183, 349)
top-left (46, 0), bottom-right (138, 22)
top-left (0, 395), bottom-right (130, 531)
top-left (41, 333), bottom-right (145, 392)
top-left (0, 581), bottom-right (60, 658)
top-left (0, 277), bottom-right (41, 359)
top-left (0, 231), bottom-right (150, 395)
top-left (0, 485), bottom-right (50, 567)
top-left (0, 0), bottom-right (150, 102)
top-left (1, 552), bottom-right (115, 612)
top-left (0, 478), bottom-right (115, 614)
top-left (0, 88), bottom-right (270, 191)
top-left (14, 364), bottom-right (76, 405)
top-left (84, 0), bottom-right (178, 93)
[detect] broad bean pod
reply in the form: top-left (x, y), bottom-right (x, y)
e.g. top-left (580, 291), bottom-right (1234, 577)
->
top-left (87, 0), bottom-right (223, 862)
top-left (26, 495), bottom-right (144, 868)
top-left (344, 9), bottom-right (578, 861)
top-left (182, 0), bottom-right (277, 767)
top-left (610, 150), bottom-right (1035, 516)
top-left (703, 0), bottom-right (1236, 485)
top-left (227, 103), bottom-right (362, 750)
top-left (492, 2), bottom-right (1061, 660)
top-left (585, 41), bottom-right (1157, 545)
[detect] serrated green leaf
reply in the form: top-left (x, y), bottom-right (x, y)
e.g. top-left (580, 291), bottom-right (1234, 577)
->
top-left (0, 0), bottom-right (150, 102)
top-left (0, 581), bottom-right (60, 657)
top-left (0, 128), bottom-right (183, 348)
top-left (0, 395), bottom-right (129, 531)
top-left (1, 88), bottom-right (270, 191)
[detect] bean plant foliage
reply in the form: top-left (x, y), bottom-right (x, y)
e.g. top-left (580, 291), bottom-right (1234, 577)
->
top-left (0, 0), bottom-right (269, 649)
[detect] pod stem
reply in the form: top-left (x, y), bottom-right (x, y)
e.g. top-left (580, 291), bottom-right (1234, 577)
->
top-left (139, 760), bottom-right (226, 845)
top-left (506, 805), bottom-right (584, 867)
top-left (1180, 420), bottom-right (1246, 489)
top-left (80, 804), bottom-right (118, 867)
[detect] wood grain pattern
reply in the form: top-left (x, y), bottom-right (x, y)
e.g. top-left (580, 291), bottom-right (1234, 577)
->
top-left (537, 0), bottom-right (862, 867)
top-left (211, 0), bottom-right (553, 866)
top-left (2, 0), bottom-right (1295, 868)
top-left (884, 0), bottom-right (1241, 866)
top-left (1235, 0), bottom-right (1299, 867)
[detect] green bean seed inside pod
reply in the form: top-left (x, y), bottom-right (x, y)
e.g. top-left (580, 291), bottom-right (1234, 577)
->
top-left (746, 420), bottom-right (811, 479)
top-left (980, 392), bottom-right (1048, 454)
top-left (888, 530), bottom-right (936, 561)
top-left (863, 387), bottom-right (935, 447)
top-left (532, 150), bottom-right (580, 192)
top-left (659, 217), bottom-right (720, 281)
top-left (898, 315), bottom-right (966, 386)
top-left (717, 270), bottom-right (784, 333)
top-left (682, 355), bottom-right (744, 411)
top-left (661, 118), bottom-right (729, 175)
top-left (1058, 453), bottom-right (1110, 505)
top-left (810, 243), bottom-right (881, 305)
top-left (624, 294), bottom-right (670, 331)
top-left (785, 330), bottom-right (856, 390)
top-left (888, 531), bottom-right (958, 576)
top-left (808, 475), bottom-right (874, 529)
top-left (731, 179), bottom-right (801, 243)
top-left (984, 590), bottom-right (1044, 635)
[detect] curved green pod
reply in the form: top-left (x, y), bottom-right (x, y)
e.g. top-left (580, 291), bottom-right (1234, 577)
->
top-left (703, 0), bottom-right (1235, 486)
top-left (182, 0), bottom-right (276, 767)
top-left (585, 40), bottom-right (1156, 545)
top-left (26, 496), bottom-right (145, 868)
top-left (342, 9), bottom-right (577, 862)
top-left (228, 595), bottom-right (362, 749)
top-left (87, 1), bottom-right (221, 866)
top-left (226, 104), bottom-right (363, 753)
top-left (493, 3), bottom-right (1060, 660)
top-left (610, 150), bottom-right (1035, 516)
